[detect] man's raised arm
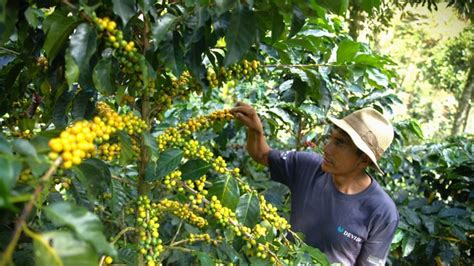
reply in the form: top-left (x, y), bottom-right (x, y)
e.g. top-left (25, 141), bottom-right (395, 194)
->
top-left (231, 102), bottom-right (271, 166)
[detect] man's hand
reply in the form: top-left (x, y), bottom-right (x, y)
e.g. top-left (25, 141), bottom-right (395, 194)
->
top-left (231, 101), bottom-right (270, 166)
top-left (231, 102), bottom-right (264, 135)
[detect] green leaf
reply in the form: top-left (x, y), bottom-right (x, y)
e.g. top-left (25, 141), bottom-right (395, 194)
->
top-left (12, 139), bottom-right (37, 158)
top-left (112, 0), bottom-right (136, 26)
top-left (291, 77), bottom-right (308, 106)
top-left (366, 68), bottom-right (388, 88)
top-left (317, 0), bottom-right (349, 15)
top-left (34, 230), bottom-right (99, 266)
top-left (43, 202), bottom-right (116, 256)
top-left (420, 214), bottom-right (436, 234)
top-left (72, 158), bottom-right (111, 198)
top-left (93, 57), bottom-right (115, 95)
top-left (196, 252), bottom-right (214, 266)
top-left (142, 132), bottom-right (158, 159)
top-left (402, 235), bottom-right (416, 257)
top-left (152, 148), bottom-right (183, 181)
top-left (43, 9), bottom-right (78, 62)
top-left (65, 52), bottom-right (79, 87)
top-left (353, 54), bottom-right (384, 67)
top-left (289, 5), bottom-right (305, 38)
top-left (336, 39), bottom-right (360, 63)
top-left (179, 159), bottom-right (211, 181)
top-left (409, 120), bottom-right (424, 139)
top-left (72, 89), bottom-right (95, 120)
top-left (0, 156), bottom-right (22, 207)
top-left (24, 7), bottom-right (44, 28)
top-left (299, 244), bottom-right (330, 265)
top-left (271, 5), bottom-right (285, 42)
top-left (118, 131), bottom-right (133, 165)
top-left (359, 0), bottom-right (382, 13)
top-left (138, 0), bottom-right (153, 12)
top-left (110, 178), bottom-right (129, 215)
top-left (438, 208), bottom-right (468, 218)
top-left (52, 87), bottom-right (74, 128)
top-left (208, 175), bottom-right (240, 210)
top-left (151, 13), bottom-right (176, 45)
top-left (391, 229), bottom-right (404, 244)
top-left (159, 34), bottom-right (185, 76)
top-left (236, 193), bottom-right (260, 227)
top-left (69, 23), bottom-right (97, 73)
top-left (403, 208), bottom-right (421, 227)
top-left (224, 7), bottom-right (256, 65)
top-left (0, 133), bottom-right (12, 155)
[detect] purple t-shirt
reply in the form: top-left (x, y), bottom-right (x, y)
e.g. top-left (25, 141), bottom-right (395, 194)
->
top-left (268, 150), bottom-right (399, 266)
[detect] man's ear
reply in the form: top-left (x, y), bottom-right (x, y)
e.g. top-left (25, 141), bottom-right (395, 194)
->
top-left (358, 154), bottom-right (372, 168)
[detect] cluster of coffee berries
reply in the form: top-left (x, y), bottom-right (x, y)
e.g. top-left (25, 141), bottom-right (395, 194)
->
top-left (163, 170), bottom-right (182, 191)
top-left (100, 192), bottom-right (112, 200)
top-left (53, 176), bottom-right (72, 190)
top-left (156, 109), bottom-right (233, 152)
top-left (137, 195), bottom-right (163, 266)
top-left (153, 71), bottom-right (202, 115)
top-left (48, 120), bottom-right (98, 169)
top-left (48, 102), bottom-right (146, 168)
top-left (96, 102), bottom-right (147, 136)
top-left (12, 129), bottom-right (34, 139)
top-left (207, 59), bottom-right (262, 88)
top-left (36, 56), bottom-right (48, 71)
top-left (183, 140), bottom-right (214, 161)
top-left (259, 195), bottom-right (290, 231)
top-left (97, 142), bottom-right (121, 161)
top-left (207, 195), bottom-right (236, 227)
top-left (94, 17), bottom-right (140, 74)
top-left (212, 156), bottom-right (227, 174)
top-left (187, 233), bottom-right (219, 245)
top-left (18, 169), bottom-right (34, 184)
top-left (157, 199), bottom-right (207, 228)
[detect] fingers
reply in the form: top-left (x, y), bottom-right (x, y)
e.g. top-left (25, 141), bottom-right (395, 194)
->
top-left (231, 102), bottom-right (254, 116)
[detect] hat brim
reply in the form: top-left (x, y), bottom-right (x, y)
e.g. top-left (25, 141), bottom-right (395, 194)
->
top-left (328, 117), bottom-right (384, 175)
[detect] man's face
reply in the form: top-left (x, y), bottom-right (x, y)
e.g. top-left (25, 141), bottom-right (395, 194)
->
top-left (321, 127), bottom-right (366, 175)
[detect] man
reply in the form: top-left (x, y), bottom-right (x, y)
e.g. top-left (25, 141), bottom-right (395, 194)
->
top-left (231, 102), bottom-right (399, 266)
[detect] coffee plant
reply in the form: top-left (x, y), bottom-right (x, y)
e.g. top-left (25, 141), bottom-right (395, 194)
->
top-left (3, 0), bottom-right (470, 266)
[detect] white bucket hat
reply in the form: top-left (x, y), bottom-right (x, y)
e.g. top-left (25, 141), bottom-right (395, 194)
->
top-left (328, 107), bottom-right (394, 174)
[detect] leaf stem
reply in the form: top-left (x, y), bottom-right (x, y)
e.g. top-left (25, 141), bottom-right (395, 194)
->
top-left (0, 47), bottom-right (20, 55)
top-left (111, 227), bottom-right (137, 244)
top-left (169, 220), bottom-right (183, 245)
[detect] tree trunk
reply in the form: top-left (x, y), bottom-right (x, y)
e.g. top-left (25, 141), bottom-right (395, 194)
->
top-left (451, 58), bottom-right (474, 136)
top-left (348, 4), bottom-right (363, 41)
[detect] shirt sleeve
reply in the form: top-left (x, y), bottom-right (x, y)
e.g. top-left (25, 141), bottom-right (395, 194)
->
top-left (356, 219), bottom-right (399, 266)
top-left (267, 150), bottom-right (297, 188)
top-left (267, 150), bottom-right (323, 190)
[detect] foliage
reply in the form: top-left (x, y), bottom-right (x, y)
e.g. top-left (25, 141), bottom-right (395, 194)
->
top-left (1, 0), bottom-right (470, 266)
top-left (0, 0), bottom-right (400, 265)
top-left (380, 126), bottom-right (473, 265)
top-left (422, 25), bottom-right (473, 97)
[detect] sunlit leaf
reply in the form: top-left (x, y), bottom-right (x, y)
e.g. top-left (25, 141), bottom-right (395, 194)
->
top-left (44, 202), bottom-right (116, 256)
top-left (224, 7), bottom-right (256, 65)
top-left (152, 148), bottom-right (183, 181)
top-left (72, 158), bottom-right (112, 198)
top-left (180, 159), bottom-right (211, 181)
top-left (43, 9), bottom-right (78, 62)
top-left (236, 193), bottom-right (260, 227)
top-left (208, 175), bottom-right (240, 210)
top-left (34, 230), bottom-right (99, 266)
top-left (112, 0), bottom-right (135, 26)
